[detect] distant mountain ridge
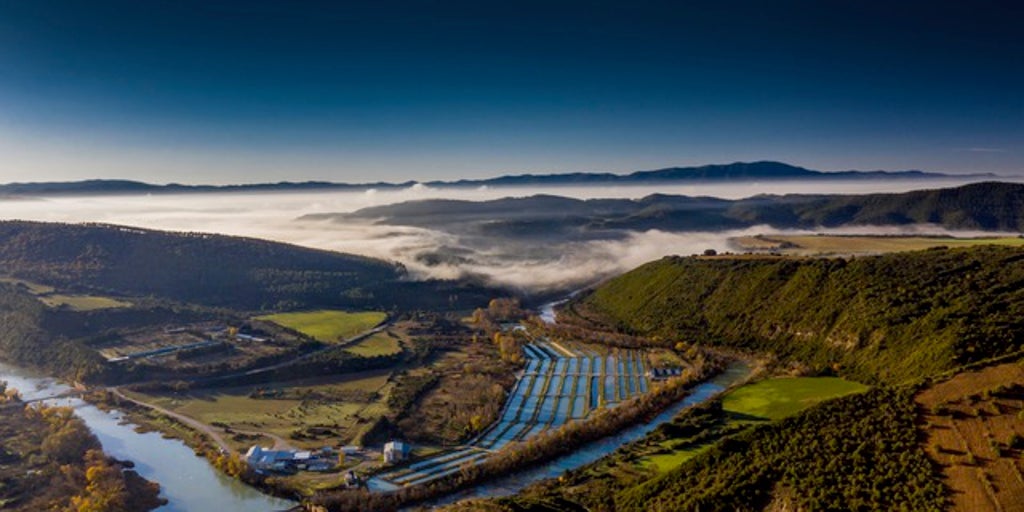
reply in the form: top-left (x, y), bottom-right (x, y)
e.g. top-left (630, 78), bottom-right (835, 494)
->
top-left (0, 161), bottom-right (991, 196)
top-left (450, 161), bottom-right (961, 187)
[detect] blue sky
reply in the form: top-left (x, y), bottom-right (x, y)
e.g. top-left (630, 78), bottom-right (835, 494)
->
top-left (0, 0), bottom-right (1021, 184)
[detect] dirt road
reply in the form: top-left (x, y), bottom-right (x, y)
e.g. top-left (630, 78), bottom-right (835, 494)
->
top-left (110, 387), bottom-right (235, 454)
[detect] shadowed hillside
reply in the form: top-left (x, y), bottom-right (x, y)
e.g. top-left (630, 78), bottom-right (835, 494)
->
top-left (0, 221), bottom-right (496, 312)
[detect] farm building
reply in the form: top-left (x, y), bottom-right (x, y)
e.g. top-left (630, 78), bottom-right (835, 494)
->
top-left (245, 446), bottom-right (294, 473)
top-left (383, 441), bottom-right (410, 464)
top-left (245, 446), bottom-right (334, 473)
top-left (293, 451), bottom-right (334, 471)
top-left (235, 333), bottom-right (268, 342)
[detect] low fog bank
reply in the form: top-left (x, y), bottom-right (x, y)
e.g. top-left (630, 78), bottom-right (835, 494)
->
top-left (0, 178), bottom-right (1016, 294)
top-left (354, 224), bottom-right (1017, 293)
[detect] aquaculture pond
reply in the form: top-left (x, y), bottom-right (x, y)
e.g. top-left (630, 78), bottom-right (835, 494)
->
top-left (418, 363), bottom-right (753, 506)
top-left (371, 340), bottom-right (651, 490)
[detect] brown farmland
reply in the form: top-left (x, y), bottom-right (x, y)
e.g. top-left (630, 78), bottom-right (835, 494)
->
top-left (916, 362), bottom-right (1024, 512)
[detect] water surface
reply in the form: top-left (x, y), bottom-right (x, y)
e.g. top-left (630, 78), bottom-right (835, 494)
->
top-left (0, 362), bottom-right (296, 512)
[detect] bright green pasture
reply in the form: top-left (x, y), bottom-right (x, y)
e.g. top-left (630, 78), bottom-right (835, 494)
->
top-left (256, 310), bottom-right (386, 343)
top-left (345, 331), bottom-right (402, 357)
top-left (644, 445), bottom-right (711, 472)
top-left (641, 377), bottom-right (868, 472)
top-left (0, 276), bottom-right (55, 295)
top-left (722, 377), bottom-right (868, 421)
top-left (39, 294), bottom-right (131, 311)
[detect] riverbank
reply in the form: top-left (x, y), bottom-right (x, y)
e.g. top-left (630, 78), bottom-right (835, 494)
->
top-left (0, 389), bottom-right (165, 511)
top-left (0, 362), bottom-right (297, 512)
top-left (85, 386), bottom-right (309, 505)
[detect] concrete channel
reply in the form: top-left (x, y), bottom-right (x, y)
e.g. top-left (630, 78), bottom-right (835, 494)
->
top-left (370, 341), bottom-right (650, 489)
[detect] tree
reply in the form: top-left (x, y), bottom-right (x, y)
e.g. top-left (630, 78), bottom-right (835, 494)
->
top-left (69, 450), bottom-right (129, 512)
top-left (38, 406), bottom-right (96, 464)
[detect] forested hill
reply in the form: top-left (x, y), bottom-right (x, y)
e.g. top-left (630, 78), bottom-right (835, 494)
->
top-left (574, 245), bottom-right (1024, 384)
top-left (328, 181), bottom-right (1024, 236)
top-left (0, 221), bottom-right (489, 311)
top-left (736, 180), bottom-right (1024, 231)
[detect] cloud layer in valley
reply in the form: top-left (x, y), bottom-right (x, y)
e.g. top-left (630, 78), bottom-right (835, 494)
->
top-left (0, 178), bottom-right (1014, 293)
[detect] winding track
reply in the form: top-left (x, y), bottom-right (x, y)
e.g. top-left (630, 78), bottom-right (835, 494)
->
top-left (109, 387), bottom-right (235, 453)
top-left (93, 321), bottom-right (397, 456)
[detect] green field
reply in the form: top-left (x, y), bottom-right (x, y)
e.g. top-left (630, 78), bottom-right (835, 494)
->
top-left (256, 309), bottom-right (387, 343)
top-left (345, 331), bottom-right (402, 357)
top-left (641, 377), bottom-right (868, 471)
top-left (732, 234), bottom-right (1024, 256)
top-left (721, 376), bottom-right (869, 421)
top-left (0, 276), bottom-right (55, 295)
top-left (127, 370), bottom-right (395, 450)
top-left (38, 294), bottom-right (132, 311)
top-left (1, 276), bottom-right (132, 310)
top-left (644, 445), bottom-right (708, 472)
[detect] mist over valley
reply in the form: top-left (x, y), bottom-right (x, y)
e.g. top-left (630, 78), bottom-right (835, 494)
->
top-left (3, 2), bottom-right (1022, 510)
top-left (1, 175), bottom-right (1019, 293)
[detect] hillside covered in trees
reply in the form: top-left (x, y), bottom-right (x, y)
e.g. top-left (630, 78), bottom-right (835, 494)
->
top-left (615, 387), bottom-right (943, 511)
top-left (0, 221), bottom-right (504, 383)
top-left (0, 285), bottom-right (108, 382)
top-left (450, 246), bottom-right (1024, 512)
top-left (474, 387), bottom-right (945, 512)
top-left (325, 182), bottom-right (1024, 238)
top-left (573, 245), bottom-right (1024, 384)
top-left (0, 221), bottom-right (494, 311)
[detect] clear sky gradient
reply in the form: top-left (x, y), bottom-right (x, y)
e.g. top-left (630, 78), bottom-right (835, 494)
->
top-left (0, 0), bottom-right (1021, 184)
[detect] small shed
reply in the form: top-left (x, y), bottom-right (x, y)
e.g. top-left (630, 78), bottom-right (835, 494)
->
top-left (383, 441), bottom-right (410, 464)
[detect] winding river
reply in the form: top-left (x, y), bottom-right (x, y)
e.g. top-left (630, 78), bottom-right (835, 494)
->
top-left (1, 295), bottom-right (746, 511)
top-left (0, 362), bottom-right (295, 512)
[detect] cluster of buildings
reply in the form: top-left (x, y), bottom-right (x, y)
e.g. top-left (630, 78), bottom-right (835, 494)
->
top-left (244, 441), bottom-right (411, 476)
top-left (107, 323), bottom-right (269, 363)
top-left (244, 446), bottom-right (338, 474)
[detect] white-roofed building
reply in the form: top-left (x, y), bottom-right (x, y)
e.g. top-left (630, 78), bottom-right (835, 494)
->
top-left (383, 441), bottom-right (410, 464)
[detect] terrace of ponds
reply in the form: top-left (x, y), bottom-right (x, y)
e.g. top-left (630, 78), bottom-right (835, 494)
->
top-left (370, 340), bottom-right (650, 490)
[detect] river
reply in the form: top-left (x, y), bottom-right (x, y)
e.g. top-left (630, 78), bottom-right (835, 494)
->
top-left (0, 362), bottom-right (296, 512)
top-left (2, 295), bottom-right (741, 511)
top-left (426, 362), bottom-right (752, 507)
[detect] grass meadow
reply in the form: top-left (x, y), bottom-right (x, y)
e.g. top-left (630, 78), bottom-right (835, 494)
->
top-left (256, 310), bottom-right (387, 343)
